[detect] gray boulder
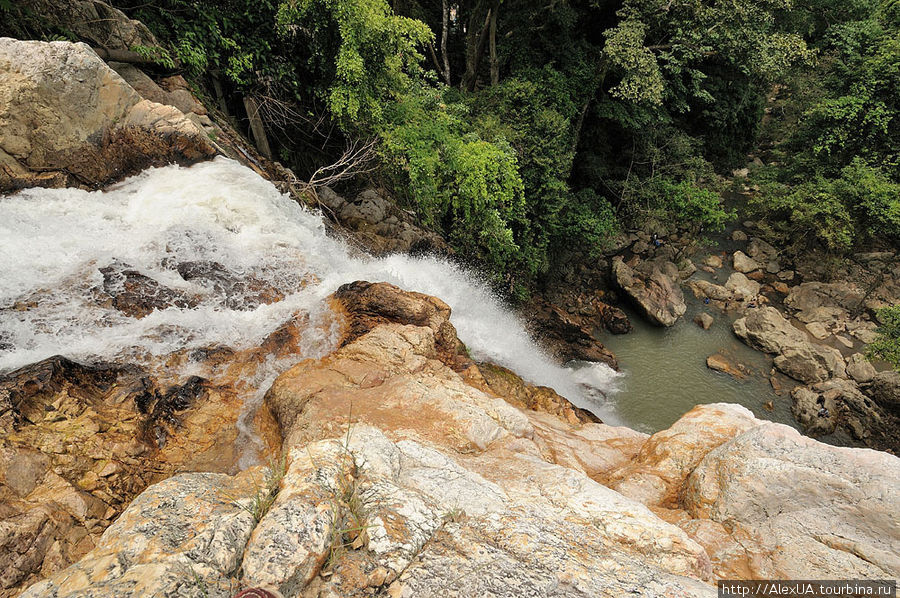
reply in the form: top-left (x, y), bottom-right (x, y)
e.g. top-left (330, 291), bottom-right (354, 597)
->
top-left (0, 38), bottom-right (215, 192)
top-left (612, 257), bottom-right (686, 326)
top-left (846, 353), bottom-right (877, 384)
top-left (733, 307), bottom-right (845, 383)
top-left (731, 251), bottom-right (760, 273)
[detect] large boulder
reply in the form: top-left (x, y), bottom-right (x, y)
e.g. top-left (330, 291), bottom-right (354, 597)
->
top-left (612, 256), bottom-right (686, 326)
top-left (724, 272), bottom-right (760, 301)
top-left (789, 377), bottom-right (893, 448)
top-left (15, 0), bottom-right (159, 52)
top-left (785, 281), bottom-right (865, 314)
top-left (27, 284), bottom-right (718, 598)
top-left (684, 423), bottom-right (900, 580)
top-left (846, 353), bottom-right (877, 383)
top-left (16, 284), bottom-right (900, 597)
top-left (0, 39), bottom-right (215, 192)
top-left (733, 307), bottom-right (845, 383)
top-left (869, 370), bottom-right (900, 414)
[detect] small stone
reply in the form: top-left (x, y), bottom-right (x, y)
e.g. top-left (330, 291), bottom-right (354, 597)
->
top-left (777, 270), bottom-right (795, 281)
top-left (805, 322), bottom-right (830, 340)
top-left (367, 567), bottom-right (390, 587)
top-left (707, 354), bottom-right (745, 378)
top-left (731, 230), bottom-right (748, 242)
top-left (846, 353), bottom-right (876, 384)
top-left (694, 313), bottom-right (714, 330)
top-left (834, 335), bottom-right (853, 349)
top-left (704, 255), bottom-right (723, 268)
top-left (732, 251), bottom-right (760, 273)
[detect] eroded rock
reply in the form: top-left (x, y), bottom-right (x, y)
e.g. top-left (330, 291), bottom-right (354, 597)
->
top-left (612, 256), bottom-right (686, 326)
top-left (733, 307), bottom-right (845, 383)
top-left (0, 38), bottom-right (215, 193)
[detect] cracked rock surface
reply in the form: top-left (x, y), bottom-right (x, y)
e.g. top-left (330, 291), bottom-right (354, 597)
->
top-left (19, 282), bottom-right (900, 597)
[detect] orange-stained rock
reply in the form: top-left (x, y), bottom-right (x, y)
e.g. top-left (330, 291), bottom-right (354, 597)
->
top-left (330, 280), bottom-right (466, 368)
top-left (606, 403), bottom-right (759, 507)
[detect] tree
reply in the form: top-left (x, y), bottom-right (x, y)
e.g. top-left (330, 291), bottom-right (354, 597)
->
top-left (868, 305), bottom-right (900, 371)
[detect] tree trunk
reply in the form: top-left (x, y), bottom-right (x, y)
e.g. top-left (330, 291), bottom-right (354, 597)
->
top-left (441, 0), bottom-right (451, 85)
top-left (461, 0), bottom-right (491, 92)
top-left (489, 1), bottom-right (499, 86)
top-left (243, 96), bottom-right (272, 160)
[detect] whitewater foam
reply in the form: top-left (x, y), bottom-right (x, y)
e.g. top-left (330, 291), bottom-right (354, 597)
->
top-left (0, 157), bottom-right (621, 423)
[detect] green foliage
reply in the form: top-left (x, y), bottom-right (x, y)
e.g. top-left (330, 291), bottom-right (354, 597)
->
top-left (130, 44), bottom-right (177, 70)
top-left (750, 159), bottom-right (900, 251)
top-left (750, 174), bottom-right (855, 251)
top-left (117, 0), bottom-right (897, 296)
top-left (121, 0), bottom-right (291, 89)
top-left (867, 305), bottom-right (900, 371)
top-left (276, 0), bottom-right (433, 124)
top-left (379, 87), bottom-right (528, 283)
top-left (656, 179), bottom-right (731, 232)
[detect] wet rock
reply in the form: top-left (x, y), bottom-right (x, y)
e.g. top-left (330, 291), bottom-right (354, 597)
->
top-left (176, 261), bottom-right (282, 310)
top-left (685, 423), bottom-right (900, 579)
top-left (846, 353), bottom-right (876, 383)
top-left (0, 349), bottom-right (282, 595)
top-left (706, 354), bottom-right (745, 379)
top-left (612, 256), bottom-right (686, 327)
top-left (331, 281), bottom-right (465, 367)
top-left (100, 263), bottom-right (197, 318)
top-left (521, 297), bottom-right (620, 366)
top-left (694, 313), bottom-right (714, 330)
top-left (731, 251), bottom-right (760, 273)
top-left (0, 39), bottom-right (216, 193)
top-left (21, 291), bottom-right (900, 597)
top-left (473, 362), bottom-right (600, 425)
top-left (731, 230), bottom-right (748, 242)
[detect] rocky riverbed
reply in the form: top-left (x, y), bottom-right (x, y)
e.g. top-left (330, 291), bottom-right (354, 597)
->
top-left (1, 28), bottom-right (898, 598)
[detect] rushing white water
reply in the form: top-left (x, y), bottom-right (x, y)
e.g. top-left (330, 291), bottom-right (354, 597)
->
top-left (0, 157), bottom-right (621, 422)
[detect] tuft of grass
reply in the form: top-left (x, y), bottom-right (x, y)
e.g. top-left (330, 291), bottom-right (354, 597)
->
top-left (321, 404), bottom-right (374, 575)
top-left (229, 452), bottom-right (287, 523)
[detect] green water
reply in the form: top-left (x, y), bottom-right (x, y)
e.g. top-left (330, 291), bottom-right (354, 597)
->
top-left (594, 298), bottom-right (794, 434)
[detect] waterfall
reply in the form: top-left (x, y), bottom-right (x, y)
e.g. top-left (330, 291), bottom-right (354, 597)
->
top-left (0, 157), bottom-right (621, 423)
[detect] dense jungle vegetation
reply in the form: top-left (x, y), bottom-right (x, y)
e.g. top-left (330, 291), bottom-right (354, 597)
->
top-left (3, 0), bottom-right (898, 297)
